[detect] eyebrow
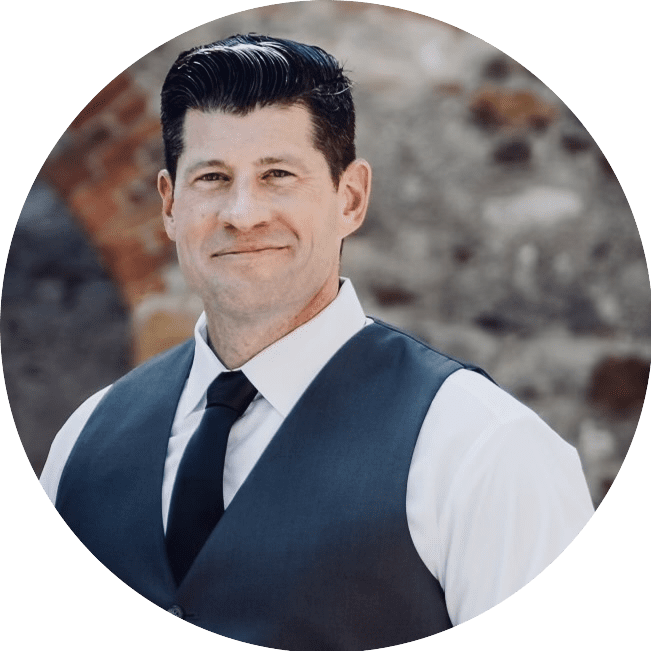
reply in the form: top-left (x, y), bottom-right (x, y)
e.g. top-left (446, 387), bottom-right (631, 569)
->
top-left (185, 159), bottom-right (227, 176)
top-left (258, 156), bottom-right (302, 166)
top-left (185, 155), bottom-right (308, 176)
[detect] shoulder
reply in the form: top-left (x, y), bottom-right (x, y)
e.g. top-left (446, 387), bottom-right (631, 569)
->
top-left (368, 320), bottom-right (493, 382)
top-left (409, 368), bottom-right (590, 545)
top-left (111, 339), bottom-right (195, 389)
top-left (39, 338), bottom-right (196, 503)
top-left (39, 385), bottom-right (112, 503)
top-left (408, 369), bottom-right (593, 623)
top-left (435, 367), bottom-right (543, 427)
top-left (423, 368), bottom-right (581, 482)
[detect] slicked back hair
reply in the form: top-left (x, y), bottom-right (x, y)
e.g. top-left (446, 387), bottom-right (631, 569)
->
top-left (161, 34), bottom-right (356, 186)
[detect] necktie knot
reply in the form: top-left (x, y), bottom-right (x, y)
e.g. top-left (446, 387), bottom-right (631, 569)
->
top-left (206, 370), bottom-right (257, 416)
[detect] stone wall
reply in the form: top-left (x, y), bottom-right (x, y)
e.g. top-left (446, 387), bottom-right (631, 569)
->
top-left (3, 2), bottom-right (649, 504)
top-left (1, 182), bottom-right (131, 472)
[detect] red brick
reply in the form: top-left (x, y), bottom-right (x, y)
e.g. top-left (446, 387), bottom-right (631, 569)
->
top-left (99, 118), bottom-right (161, 170)
top-left (69, 183), bottom-right (118, 235)
top-left (70, 74), bottom-right (131, 129)
top-left (133, 309), bottom-right (196, 363)
top-left (100, 233), bottom-right (170, 287)
top-left (79, 123), bottom-right (113, 150)
top-left (470, 87), bottom-right (557, 131)
top-left (101, 162), bottom-right (144, 190)
top-left (41, 154), bottom-right (92, 198)
top-left (116, 95), bottom-right (147, 125)
top-left (588, 356), bottom-right (650, 416)
top-left (101, 139), bottom-right (136, 170)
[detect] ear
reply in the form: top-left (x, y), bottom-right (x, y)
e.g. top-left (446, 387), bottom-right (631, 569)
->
top-left (157, 169), bottom-right (176, 241)
top-left (337, 159), bottom-right (372, 238)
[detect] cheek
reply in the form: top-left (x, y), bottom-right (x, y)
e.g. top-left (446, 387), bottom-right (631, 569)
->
top-left (174, 207), bottom-right (210, 243)
top-left (174, 223), bottom-right (207, 271)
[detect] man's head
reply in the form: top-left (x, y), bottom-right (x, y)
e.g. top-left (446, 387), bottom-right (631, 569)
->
top-left (161, 34), bottom-right (356, 187)
top-left (157, 35), bottom-right (371, 355)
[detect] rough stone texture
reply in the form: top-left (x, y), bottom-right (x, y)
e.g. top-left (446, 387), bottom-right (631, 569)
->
top-left (1, 181), bottom-right (131, 475)
top-left (2, 2), bottom-right (649, 504)
top-left (587, 357), bottom-right (650, 416)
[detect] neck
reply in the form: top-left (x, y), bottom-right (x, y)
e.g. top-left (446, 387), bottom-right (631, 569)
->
top-left (205, 279), bottom-right (340, 369)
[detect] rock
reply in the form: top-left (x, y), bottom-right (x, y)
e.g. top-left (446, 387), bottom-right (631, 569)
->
top-left (482, 186), bottom-right (584, 229)
top-left (492, 139), bottom-right (532, 165)
top-left (587, 356), bottom-right (650, 416)
top-left (1, 180), bottom-right (130, 474)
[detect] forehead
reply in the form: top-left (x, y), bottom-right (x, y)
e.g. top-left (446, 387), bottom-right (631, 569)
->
top-left (179, 104), bottom-right (321, 167)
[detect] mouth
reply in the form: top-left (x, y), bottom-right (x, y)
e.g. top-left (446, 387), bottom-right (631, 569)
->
top-left (214, 246), bottom-right (287, 257)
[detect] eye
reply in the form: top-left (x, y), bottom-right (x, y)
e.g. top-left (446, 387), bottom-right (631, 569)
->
top-left (263, 169), bottom-right (294, 180)
top-left (197, 172), bottom-right (229, 182)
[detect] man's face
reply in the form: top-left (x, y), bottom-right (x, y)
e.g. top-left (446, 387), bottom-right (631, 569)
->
top-left (159, 104), bottom-right (368, 324)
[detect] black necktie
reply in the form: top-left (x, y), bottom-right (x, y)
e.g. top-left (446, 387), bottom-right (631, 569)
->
top-left (166, 370), bottom-right (257, 584)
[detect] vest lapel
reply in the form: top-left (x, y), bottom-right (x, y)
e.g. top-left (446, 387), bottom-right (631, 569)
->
top-left (176, 321), bottom-right (454, 590)
top-left (174, 322), bottom-right (458, 646)
top-left (56, 340), bottom-right (196, 605)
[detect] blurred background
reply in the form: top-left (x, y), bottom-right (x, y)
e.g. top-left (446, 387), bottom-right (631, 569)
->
top-left (1, 1), bottom-right (649, 506)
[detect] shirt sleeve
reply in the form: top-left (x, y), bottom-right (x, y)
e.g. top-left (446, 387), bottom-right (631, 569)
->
top-left (406, 369), bottom-right (594, 626)
top-left (39, 385), bottom-right (112, 504)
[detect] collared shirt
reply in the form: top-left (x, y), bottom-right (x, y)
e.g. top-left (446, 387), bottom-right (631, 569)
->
top-left (40, 278), bottom-right (594, 625)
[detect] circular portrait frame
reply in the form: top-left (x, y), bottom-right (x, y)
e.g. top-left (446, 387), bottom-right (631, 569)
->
top-left (1, 2), bottom-right (649, 650)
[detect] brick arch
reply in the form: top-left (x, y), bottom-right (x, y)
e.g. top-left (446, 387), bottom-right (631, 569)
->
top-left (41, 72), bottom-right (197, 364)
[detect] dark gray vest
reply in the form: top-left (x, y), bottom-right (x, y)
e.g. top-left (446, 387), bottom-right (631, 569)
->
top-left (56, 320), bottom-right (490, 650)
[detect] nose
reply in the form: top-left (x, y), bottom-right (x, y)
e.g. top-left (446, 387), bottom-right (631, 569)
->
top-left (219, 176), bottom-right (269, 231)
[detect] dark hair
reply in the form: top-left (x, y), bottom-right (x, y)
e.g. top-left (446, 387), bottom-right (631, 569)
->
top-left (161, 34), bottom-right (356, 186)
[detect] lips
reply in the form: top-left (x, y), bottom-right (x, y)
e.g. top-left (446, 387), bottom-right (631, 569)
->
top-left (214, 246), bottom-right (286, 257)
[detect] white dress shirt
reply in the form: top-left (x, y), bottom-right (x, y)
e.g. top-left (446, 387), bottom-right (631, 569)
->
top-left (40, 278), bottom-right (594, 626)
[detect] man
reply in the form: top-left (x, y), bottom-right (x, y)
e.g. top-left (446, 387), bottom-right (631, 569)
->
top-left (40, 34), bottom-right (594, 649)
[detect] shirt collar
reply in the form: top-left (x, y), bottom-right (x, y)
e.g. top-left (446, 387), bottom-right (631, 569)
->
top-left (178, 278), bottom-right (368, 419)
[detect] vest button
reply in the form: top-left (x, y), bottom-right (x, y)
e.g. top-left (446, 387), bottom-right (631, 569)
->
top-left (167, 605), bottom-right (184, 618)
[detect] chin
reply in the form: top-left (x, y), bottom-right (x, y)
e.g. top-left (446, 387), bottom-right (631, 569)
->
top-left (209, 282), bottom-right (289, 313)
